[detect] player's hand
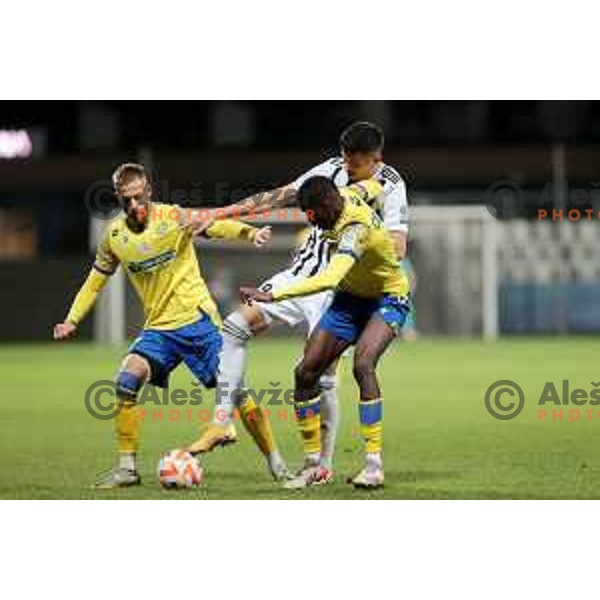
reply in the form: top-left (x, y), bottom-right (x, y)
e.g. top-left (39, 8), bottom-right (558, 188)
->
top-left (253, 226), bottom-right (272, 248)
top-left (240, 287), bottom-right (273, 305)
top-left (189, 211), bottom-right (216, 237)
top-left (53, 322), bottom-right (77, 341)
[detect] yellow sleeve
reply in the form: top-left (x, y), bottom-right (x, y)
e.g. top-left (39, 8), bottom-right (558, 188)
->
top-left (343, 179), bottom-right (384, 203)
top-left (94, 225), bottom-right (120, 275)
top-left (272, 253), bottom-right (356, 301)
top-left (204, 219), bottom-right (258, 242)
top-left (65, 267), bottom-right (110, 325)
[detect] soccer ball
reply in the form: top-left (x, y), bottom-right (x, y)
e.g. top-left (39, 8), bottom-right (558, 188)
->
top-left (158, 450), bottom-right (203, 489)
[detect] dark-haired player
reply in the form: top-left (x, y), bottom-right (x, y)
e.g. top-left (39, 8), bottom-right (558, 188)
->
top-left (241, 176), bottom-right (411, 489)
top-left (53, 163), bottom-right (272, 488)
top-left (189, 121), bottom-right (409, 485)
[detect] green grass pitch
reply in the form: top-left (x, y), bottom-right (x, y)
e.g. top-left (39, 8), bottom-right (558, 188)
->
top-left (1, 337), bottom-right (599, 499)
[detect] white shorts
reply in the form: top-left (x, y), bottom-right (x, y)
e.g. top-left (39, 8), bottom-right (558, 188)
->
top-left (256, 269), bottom-right (333, 335)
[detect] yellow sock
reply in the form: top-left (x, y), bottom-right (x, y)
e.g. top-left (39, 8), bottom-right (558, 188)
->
top-left (239, 395), bottom-right (277, 455)
top-left (296, 398), bottom-right (321, 456)
top-left (115, 399), bottom-right (140, 454)
top-left (359, 398), bottom-right (382, 454)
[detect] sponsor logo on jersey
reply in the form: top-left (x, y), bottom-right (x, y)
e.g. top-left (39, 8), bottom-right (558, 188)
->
top-left (128, 250), bottom-right (176, 273)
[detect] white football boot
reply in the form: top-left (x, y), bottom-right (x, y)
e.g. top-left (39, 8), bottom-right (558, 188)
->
top-left (348, 465), bottom-right (384, 489)
top-left (283, 463), bottom-right (333, 490)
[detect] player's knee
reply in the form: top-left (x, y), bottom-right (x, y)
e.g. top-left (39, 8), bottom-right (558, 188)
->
top-left (237, 303), bottom-right (270, 335)
top-left (294, 361), bottom-right (320, 390)
top-left (116, 370), bottom-right (144, 400)
top-left (294, 362), bottom-right (309, 386)
top-left (116, 354), bottom-right (149, 400)
top-left (222, 311), bottom-right (254, 344)
top-left (121, 353), bottom-right (150, 377)
top-left (353, 356), bottom-right (376, 385)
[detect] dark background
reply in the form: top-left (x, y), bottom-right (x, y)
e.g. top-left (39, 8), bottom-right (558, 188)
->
top-left (1, 100), bottom-right (598, 254)
top-left (0, 100), bottom-right (598, 340)
top-left (3, 100), bottom-right (599, 152)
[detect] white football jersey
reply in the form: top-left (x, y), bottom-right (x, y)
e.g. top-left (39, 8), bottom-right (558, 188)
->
top-left (292, 157), bottom-right (409, 232)
top-left (286, 157), bottom-right (409, 278)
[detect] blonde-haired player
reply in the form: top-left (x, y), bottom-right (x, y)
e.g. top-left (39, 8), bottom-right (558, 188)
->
top-left (53, 163), bottom-right (273, 488)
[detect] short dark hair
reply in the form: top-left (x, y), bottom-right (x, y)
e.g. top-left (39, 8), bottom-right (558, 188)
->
top-left (112, 162), bottom-right (147, 191)
top-left (339, 121), bottom-right (384, 154)
top-left (297, 176), bottom-right (338, 212)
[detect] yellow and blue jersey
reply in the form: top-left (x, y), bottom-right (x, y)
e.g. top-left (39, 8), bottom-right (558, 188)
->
top-left (273, 181), bottom-right (410, 302)
top-left (65, 202), bottom-right (259, 388)
top-left (330, 181), bottom-right (411, 299)
top-left (94, 203), bottom-right (255, 330)
top-left (272, 180), bottom-right (411, 343)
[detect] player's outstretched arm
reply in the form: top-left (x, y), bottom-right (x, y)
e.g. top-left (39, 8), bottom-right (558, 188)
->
top-left (185, 187), bottom-right (295, 225)
top-left (217, 184), bottom-right (298, 220)
top-left (201, 219), bottom-right (272, 248)
top-left (192, 157), bottom-right (344, 223)
top-left (241, 222), bottom-right (367, 303)
top-left (180, 206), bottom-right (273, 240)
top-left (53, 225), bottom-right (119, 341)
top-left (240, 252), bottom-right (355, 306)
top-left (53, 267), bottom-right (111, 340)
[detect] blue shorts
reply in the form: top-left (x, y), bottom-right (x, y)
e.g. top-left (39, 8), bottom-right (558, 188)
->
top-left (128, 315), bottom-right (222, 388)
top-left (316, 291), bottom-right (411, 344)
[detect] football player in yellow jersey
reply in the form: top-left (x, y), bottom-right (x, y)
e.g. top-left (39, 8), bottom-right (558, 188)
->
top-left (241, 176), bottom-right (412, 489)
top-left (189, 123), bottom-right (409, 485)
top-left (53, 163), bottom-right (274, 489)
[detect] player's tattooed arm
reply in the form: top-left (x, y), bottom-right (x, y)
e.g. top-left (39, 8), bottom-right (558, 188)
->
top-left (179, 203), bottom-right (272, 247)
top-left (218, 184), bottom-right (298, 219)
top-left (230, 158), bottom-right (346, 219)
top-left (174, 205), bottom-right (215, 237)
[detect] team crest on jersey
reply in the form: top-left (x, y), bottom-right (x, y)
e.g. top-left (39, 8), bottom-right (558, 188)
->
top-left (138, 242), bottom-right (152, 254)
top-left (157, 222), bottom-right (169, 236)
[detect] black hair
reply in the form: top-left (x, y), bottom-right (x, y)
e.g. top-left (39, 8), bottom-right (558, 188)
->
top-left (339, 121), bottom-right (384, 154)
top-left (296, 176), bottom-right (339, 212)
